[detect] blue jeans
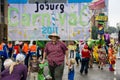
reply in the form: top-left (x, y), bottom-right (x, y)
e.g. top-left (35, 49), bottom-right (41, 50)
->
top-left (80, 58), bottom-right (89, 74)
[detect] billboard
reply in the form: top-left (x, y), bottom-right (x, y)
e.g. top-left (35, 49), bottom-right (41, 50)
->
top-left (8, 0), bottom-right (93, 41)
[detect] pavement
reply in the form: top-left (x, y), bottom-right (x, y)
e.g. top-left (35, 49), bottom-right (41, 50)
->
top-left (1, 57), bottom-right (120, 80)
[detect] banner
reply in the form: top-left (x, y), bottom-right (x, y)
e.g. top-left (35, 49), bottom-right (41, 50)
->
top-left (8, 1), bottom-right (92, 41)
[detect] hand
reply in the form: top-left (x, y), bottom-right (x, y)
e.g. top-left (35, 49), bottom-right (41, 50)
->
top-left (66, 60), bottom-right (69, 66)
top-left (40, 59), bottom-right (45, 64)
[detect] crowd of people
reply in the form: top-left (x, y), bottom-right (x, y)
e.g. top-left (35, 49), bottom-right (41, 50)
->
top-left (0, 32), bottom-right (119, 80)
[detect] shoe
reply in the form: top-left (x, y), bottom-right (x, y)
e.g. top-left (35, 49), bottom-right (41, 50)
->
top-left (80, 71), bottom-right (83, 75)
top-left (85, 73), bottom-right (88, 75)
top-left (98, 66), bottom-right (100, 68)
top-left (101, 68), bottom-right (103, 70)
top-left (90, 65), bottom-right (93, 68)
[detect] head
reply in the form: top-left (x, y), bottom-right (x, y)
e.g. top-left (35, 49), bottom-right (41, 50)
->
top-left (32, 41), bottom-right (36, 45)
top-left (32, 54), bottom-right (37, 61)
top-left (109, 44), bottom-right (113, 48)
top-left (2, 37), bottom-right (7, 44)
top-left (16, 54), bottom-right (25, 63)
top-left (84, 44), bottom-right (88, 49)
top-left (70, 58), bottom-right (75, 65)
top-left (48, 33), bottom-right (60, 42)
top-left (8, 41), bottom-right (12, 44)
top-left (15, 41), bottom-right (19, 45)
top-left (4, 59), bottom-right (14, 69)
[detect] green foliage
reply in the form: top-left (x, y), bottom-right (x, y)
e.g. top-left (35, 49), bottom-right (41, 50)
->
top-left (105, 26), bottom-right (117, 34)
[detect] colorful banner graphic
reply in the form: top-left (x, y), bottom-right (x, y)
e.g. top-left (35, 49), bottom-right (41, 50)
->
top-left (8, 3), bottom-right (92, 41)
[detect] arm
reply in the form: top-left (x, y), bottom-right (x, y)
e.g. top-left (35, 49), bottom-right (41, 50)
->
top-left (65, 50), bottom-right (69, 65)
top-left (41, 52), bottom-right (47, 63)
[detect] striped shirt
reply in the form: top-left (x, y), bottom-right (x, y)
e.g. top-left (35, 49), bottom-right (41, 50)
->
top-left (44, 41), bottom-right (68, 66)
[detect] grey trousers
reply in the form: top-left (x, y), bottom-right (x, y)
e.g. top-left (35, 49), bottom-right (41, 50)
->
top-left (48, 62), bottom-right (64, 80)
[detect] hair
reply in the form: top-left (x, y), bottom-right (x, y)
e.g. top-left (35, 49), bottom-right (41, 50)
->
top-left (4, 59), bottom-right (14, 69)
top-left (16, 54), bottom-right (25, 62)
top-left (9, 62), bottom-right (18, 74)
top-left (32, 41), bottom-right (36, 45)
top-left (70, 58), bottom-right (75, 64)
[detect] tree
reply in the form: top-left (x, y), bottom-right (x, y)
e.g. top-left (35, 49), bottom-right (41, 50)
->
top-left (105, 26), bottom-right (117, 34)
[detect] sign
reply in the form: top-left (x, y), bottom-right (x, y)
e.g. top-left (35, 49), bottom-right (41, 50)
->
top-left (8, 2), bottom-right (92, 41)
top-left (95, 16), bottom-right (108, 21)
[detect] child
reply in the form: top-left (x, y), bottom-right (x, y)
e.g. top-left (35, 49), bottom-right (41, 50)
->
top-left (28, 54), bottom-right (40, 80)
top-left (75, 44), bottom-right (81, 66)
top-left (98, 48), bottom-right (107, 70)
top-left (68, 58), bottom-right (75, 80)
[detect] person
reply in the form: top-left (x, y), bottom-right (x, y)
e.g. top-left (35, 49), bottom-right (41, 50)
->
top-left (75, 44), bottom-right (81, 66)
top-left (0, 38), bottom-right (9, 71)
top-left (98, 47), bottom-right (107, 70)
top-left (0, 59), bottom-right (14, 79)
top-left (22, 41), bottom-right (29, 68)
top-left (68, 41), bottom-right (76, 58)
top-left (68, 58), bottom-right (75, 80)
top-left (41, 33), bottom-right (69, 80)
top-left (7, 41), bottom-right (14, 58)
top-left (29, 41), bottom-right (41, 60)
top-left (80, 44), bottom-right (90, 75)
top-left (28, 54), bottom-right (40, 80)
top-left (0, 54), bottom-right (27, 80)
top-left (13, 41), bottom-right (20, 60)
top-left (108, 44), bottom-right (116, 71)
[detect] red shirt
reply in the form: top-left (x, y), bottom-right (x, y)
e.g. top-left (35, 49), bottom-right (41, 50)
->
top-left (81, 49), bottom-right (90, 58)
top-left (44, 41), bottom-right (68, 66)
top-left (14, 45), bottom-right (20, 54)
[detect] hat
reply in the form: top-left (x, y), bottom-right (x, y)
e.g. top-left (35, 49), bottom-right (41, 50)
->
top-left (15, 41), bottom-right (19, 45)
top-left (16, 54), bottom-right (25, 62)
top-left (48, 33), bottom-right (60, 39)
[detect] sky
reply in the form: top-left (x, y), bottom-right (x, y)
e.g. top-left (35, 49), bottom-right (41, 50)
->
top-left (109, 0), bottom-right (120, 27)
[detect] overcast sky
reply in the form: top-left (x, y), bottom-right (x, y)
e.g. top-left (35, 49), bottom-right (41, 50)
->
top-left (109, 0), bottom-right (120, 27)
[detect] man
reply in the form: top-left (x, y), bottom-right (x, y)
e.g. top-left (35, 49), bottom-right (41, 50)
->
top-left (0, 38), bottom-right (8, 71)
top-left (22, 41), bottom-right (29, 68)
top-left (29, 41), bottom-right (41, 59)
top-left (41, 33), bottom-right (69, 80)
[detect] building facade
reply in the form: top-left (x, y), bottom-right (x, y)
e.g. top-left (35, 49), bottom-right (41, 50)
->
top-left (0, 0), bottom-right (8, 42)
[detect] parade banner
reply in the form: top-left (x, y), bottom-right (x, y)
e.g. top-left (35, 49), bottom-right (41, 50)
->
top-left (8, 0), bottom-right (93, 41)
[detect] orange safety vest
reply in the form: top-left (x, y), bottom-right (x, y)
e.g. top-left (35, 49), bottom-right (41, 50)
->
top-left (22, 43), bottom-right (29, 54)
top-left (30, 45), bottom-right (37, 52)
top-left (0, 44), bottom-right (3, 51)
top-left (8, 43), bottom-right (12, 48)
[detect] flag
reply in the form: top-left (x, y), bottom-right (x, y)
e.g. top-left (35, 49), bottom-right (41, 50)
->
top-left (89, 0), bottom-right (105, 10)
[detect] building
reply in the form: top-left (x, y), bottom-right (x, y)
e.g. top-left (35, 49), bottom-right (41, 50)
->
top-left (0, 0), bottom-right (8, 42)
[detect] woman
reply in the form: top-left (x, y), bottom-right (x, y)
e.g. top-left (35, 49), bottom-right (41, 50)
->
top-left (80, 44), bottom-right (90, 75)
top-left (0, 54), bottom-right (28, 80)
